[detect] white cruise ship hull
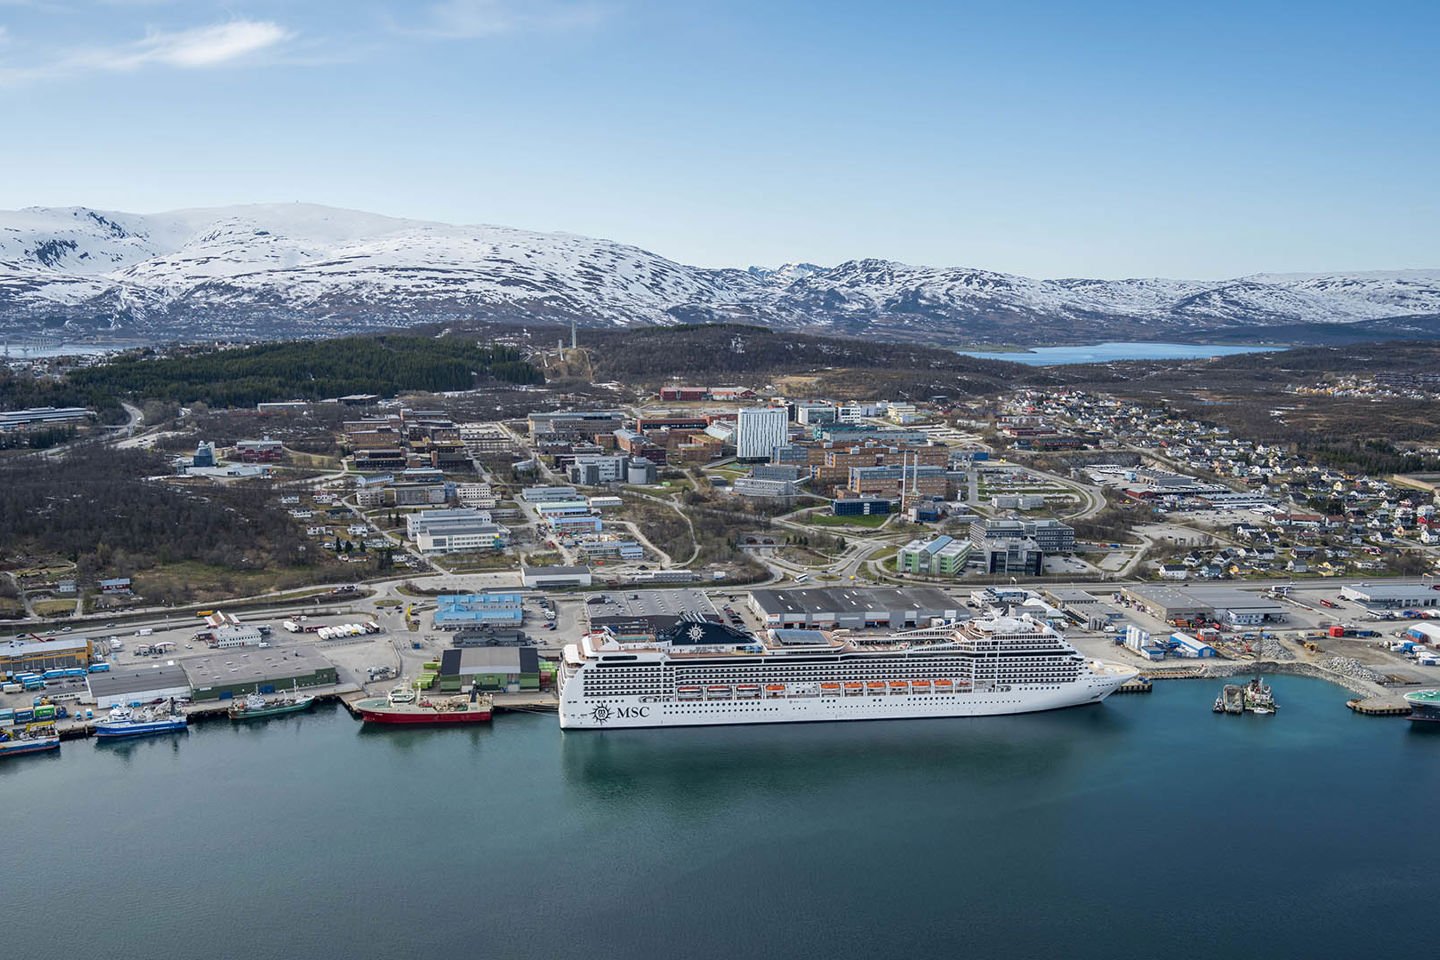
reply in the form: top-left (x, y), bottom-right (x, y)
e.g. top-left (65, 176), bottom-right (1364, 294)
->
top-left (560, 671), bottom-right (1132, 730)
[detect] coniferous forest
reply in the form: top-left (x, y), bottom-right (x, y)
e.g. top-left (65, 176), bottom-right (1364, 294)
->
top-left (67, 335), bottom-right (541, 408)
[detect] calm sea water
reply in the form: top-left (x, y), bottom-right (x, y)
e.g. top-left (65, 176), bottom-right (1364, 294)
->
top-left (959, 341), bottom-right (1279, 366)
top-left (0, 340), bottom-right (143, 359)
top-left (5, 676), bottom-right (1435, 960)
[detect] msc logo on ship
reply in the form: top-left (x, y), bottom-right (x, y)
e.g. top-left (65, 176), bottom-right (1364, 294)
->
top-left (589, 705), bottom-right (649, 724)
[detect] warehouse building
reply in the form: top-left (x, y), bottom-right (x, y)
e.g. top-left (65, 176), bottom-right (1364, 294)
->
top-left (521, 565), bottom-right (593, 589)
top-left (1340, 583), bottom-right (1440, 609)
top-left (748, 586), bottom-right (965, 631)
top-left (1, 635), bottom-right (92, 675)
top-left (184, 649), bottom-right (338, 701)
top-left (1121, 584), bottom-right (1287, 626)
top-left (87, 662), bottom-right (192, 709)
top-left (0, 405), bottom-right (91, 430)
top-left (436, 646), bottom-right (541, 692)
top-left (1120, 585), bottom-right (1212, 622)
top-left (433, 593), bottom-right (525, 630)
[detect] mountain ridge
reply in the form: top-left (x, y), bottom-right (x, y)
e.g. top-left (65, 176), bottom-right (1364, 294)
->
top-left (2, 202), bottom-right (1438, 344)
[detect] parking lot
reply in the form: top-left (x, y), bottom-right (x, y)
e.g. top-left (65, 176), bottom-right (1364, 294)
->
top-left (580, 588), bottom-right (717, 621)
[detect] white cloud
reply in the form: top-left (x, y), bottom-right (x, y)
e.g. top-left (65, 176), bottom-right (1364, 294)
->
top-left (0, 19), bottom-right (290, 83)
top-left (416, 0), bottom-right (610, 39)
top-left (83, 20), bottom-right (291, 70)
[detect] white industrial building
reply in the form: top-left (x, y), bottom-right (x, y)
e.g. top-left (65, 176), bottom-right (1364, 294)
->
top-left (86, 663), bottom-right (191, 709)
top-left (520, 565), bottom-right (593, 589)
top-left (735, 407), bottom-right (789, 460)
top-left (1340, 583), bottom-right (1440, 609)
top-left (213, 625), bottom-right (265, 649)
top-left (405, 507), bottom-right (510, 554)
top-left (733, 476), bottom-right (802, 499)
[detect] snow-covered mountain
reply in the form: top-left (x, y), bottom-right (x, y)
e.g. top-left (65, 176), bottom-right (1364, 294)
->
top-left (2, 203), bottom-right (1437, 344)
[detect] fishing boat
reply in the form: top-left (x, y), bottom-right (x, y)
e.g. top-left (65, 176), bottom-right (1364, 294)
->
top-left (228, 684), bottom-right (317, 721)
top-left (95, 702), bottom-right (188, 740)
top-left (354, 682), bottom-right (493, 726)
top-left (0, 722), bottom-right (60, 759)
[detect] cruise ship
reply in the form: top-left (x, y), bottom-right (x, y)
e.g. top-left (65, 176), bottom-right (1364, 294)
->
top-left (559, 614), bottom-right (1139, 729)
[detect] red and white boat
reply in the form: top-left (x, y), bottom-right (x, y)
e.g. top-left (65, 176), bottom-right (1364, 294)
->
top-left (355, 683), bottom-right (493, 725)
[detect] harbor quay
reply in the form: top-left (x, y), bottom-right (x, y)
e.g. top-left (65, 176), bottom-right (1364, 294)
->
top-left (5, 575), bottom-right (1440, 744)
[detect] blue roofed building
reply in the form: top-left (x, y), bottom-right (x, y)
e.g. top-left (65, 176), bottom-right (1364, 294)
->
top-left (433, 593), bottom-right (525, 631)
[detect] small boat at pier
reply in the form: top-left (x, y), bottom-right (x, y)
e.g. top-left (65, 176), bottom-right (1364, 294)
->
top-left (0, 722), bottom-right (60, 758)
top-left (355, 682), bottom-right (493, 726)
top-left (95, 702), bottom-right (188, 740)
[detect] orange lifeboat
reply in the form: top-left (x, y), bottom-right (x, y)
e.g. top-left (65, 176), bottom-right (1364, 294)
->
top-left (866, 681), bottom-right (887, 693)
top-left (820, 682), bottom-right (841, 694)
top-left (888, 681), bottom-right (909, 693)
top-left (911, 679), bottom-right (932, 690)
top-left (934, 679), bottom-right (955, 693)
top-left (765, 684), bottom-right (786, 692)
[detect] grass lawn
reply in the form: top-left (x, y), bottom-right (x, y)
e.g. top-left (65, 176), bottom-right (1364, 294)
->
top-left (870, 545), bottom-right (901, 564)
top-left (284, 451), bottom-right (342, 470)
top-left (31, 598), bottom-right (76, 617)
top-left (806, 512), bottom-right (890, 529)
top-left (0, 597), bottom-right (26, 617)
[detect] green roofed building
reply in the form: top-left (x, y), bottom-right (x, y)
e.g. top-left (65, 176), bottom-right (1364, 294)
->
top-left (897, 536), bottom-right (970, 576)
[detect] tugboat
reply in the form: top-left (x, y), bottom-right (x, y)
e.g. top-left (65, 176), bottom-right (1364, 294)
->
top-left (0, 721), bottom-right (60, 759)
top-left (95, 701), bottom-right (188, 740)
top-left (228, 683), bottom-right (316, 721)
top-left (354, 681), bottom-right (493, 726)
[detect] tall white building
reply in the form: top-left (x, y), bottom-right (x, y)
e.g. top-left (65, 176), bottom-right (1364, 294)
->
top-left (735, 407), bottom-right (789, 460)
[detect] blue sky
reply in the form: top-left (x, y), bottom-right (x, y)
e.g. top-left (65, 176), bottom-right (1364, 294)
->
top-left (0, 0), bottom-right (1436, 278)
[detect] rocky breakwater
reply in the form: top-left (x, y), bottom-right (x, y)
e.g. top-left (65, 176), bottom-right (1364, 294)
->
top-left (1145, 654), bottom-right (1403, 713)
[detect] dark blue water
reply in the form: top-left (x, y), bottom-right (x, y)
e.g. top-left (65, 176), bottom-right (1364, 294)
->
top-left (958, 341), bottom-right (1279, 365)
top-left (5, 676), bottom-right (1435, 960)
